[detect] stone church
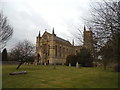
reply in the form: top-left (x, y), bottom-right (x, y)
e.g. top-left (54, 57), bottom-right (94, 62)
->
top-left (34, 26), bottom-right (93, 65)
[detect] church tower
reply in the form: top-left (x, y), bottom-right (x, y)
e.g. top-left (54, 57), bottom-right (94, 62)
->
top-left (49, 27), bottom-right (56, 63)
top-left (36, 31), bottom-right (41, 51)
top-left (83, 26), bottom-right (93, 51)
top-left (34, 31), bottom-right (41, 65)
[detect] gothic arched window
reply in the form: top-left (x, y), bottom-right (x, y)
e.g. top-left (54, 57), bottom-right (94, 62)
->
top-left (48, 45), bottom-right (50, 56)
top-left (60, 47), bottom-right (61, 57)
top-left (55, 45), bottom-right (57, 57)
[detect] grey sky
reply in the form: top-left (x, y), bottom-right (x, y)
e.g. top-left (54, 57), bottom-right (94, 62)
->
top-left (0, 0), bottom-right (101, 51)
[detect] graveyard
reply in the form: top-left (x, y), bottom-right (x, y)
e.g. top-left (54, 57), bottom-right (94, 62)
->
top-left (2, 65), bottom-right (119, 88)
top-left (1, 0), bottom-right (120, 89)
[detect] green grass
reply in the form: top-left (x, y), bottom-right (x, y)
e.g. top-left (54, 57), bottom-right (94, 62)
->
top-left (2, 65), bottom-right (119, 88)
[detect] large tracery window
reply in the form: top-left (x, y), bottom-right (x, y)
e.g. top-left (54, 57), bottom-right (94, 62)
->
top-left (43, 44), bottom-right (47, 54)
top-left (66, 48), bottom-right (68, 54)
top-left (63, 47), bottom-right (65, 58)
top-left (48, 45), bottom-right (50, 56)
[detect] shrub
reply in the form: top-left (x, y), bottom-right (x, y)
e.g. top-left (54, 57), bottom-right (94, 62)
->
top-left (66, 48), bottom-right (94, 67)
top-left (114, 63), bottom-right (120, 72)
top-left (66, 54), bottom-right (77, 66)
top-left (77, 48), bottom-right (93, 67)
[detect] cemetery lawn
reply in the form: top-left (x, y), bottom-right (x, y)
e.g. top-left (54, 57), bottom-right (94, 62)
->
top-left (2, 65), bottom-right (119, 88)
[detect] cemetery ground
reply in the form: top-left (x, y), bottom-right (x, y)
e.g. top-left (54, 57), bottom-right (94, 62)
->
top-left (2, 65), bottom-right (119, 88)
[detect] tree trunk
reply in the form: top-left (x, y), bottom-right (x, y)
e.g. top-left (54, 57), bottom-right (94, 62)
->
top-left (16, 62), bottom-right (23, 70)
top-left (103, 63), bottom-right (107, 70)
top-left (104, 65), bottom-right (106, 70)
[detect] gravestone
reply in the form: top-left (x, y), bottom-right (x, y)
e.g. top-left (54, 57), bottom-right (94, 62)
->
top-left (69, 63), bottom-right (71, 67)
top-left (53, 63), bottom-right (56, 69)
top-left (76, 62), bottom-right (79, 68)
top-left (9, 71), bottom-right (27, 75)
top-left (44, 62), bottom-right (46, 66)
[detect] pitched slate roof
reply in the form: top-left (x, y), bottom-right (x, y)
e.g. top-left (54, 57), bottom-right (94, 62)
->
top-left (42, 31), bottom-right (72, 45)
top-left (56, 36), bottom-right (71, 45)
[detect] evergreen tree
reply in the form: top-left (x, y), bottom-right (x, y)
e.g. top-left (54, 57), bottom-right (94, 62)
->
top-left (2, 48), bottom-right (7, 61)
top-left (66, 54), bottom-right (77, 66)
top-left (77, 48), bottom-right (93, 67)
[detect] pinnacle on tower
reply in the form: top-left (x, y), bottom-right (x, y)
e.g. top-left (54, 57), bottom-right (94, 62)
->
top-left (84, 25), bottom-right (86, 32)
top-left (89, 27), bottom-right (92, 31)
top-left (72, 39), bottom-right (74, 46)
top-left (52, 27), bottom-right (55, 34)
top-left (45, 29), bottom-right (47, 32)
top-left (38, 31), bottom-right (40, 37)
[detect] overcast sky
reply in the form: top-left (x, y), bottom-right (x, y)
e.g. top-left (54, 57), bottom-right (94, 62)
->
top-left (0, 0), bottom-right (101, 51)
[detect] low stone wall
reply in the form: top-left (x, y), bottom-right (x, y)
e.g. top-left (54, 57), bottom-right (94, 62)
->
top-left (2, 61), bottom-right (19, 65)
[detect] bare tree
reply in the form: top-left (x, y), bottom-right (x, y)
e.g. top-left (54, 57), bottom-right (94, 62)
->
top-left (85, 0), bottom-right (120, 69)
top-left (76, 28), bottom-right (84, 44)
top-left (10, 40), bottom-right (35, 69)
top-left (0, 12), bottom-right (13, 49)
top-left (73, 25), bottom-right (84, 45)
top-left (87, 0), bottom-right (120, 47)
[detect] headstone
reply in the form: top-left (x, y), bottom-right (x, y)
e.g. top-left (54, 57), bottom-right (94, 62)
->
top-left (44, 62), bottom-right (46, 66)
top-left (69, 63), bottom-right (71, 67)
top-left (38, 61), bottom-right (41, 65)
top-left (35, 62), bottom-right (37, 65)
top-left (53, 63), bottom-right (56, 69)
top-left (9, 71), bottom-right (27, 75)
top-left (76, 62), bottom-right (79, 68)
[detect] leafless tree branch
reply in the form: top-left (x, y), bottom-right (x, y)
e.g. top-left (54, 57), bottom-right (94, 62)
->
top-left (0, 12), bottom-right (13, 49)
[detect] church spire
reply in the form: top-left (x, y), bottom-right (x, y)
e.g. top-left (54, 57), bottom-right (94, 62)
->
top-left (38, 31), bottom-right (41, 47)
top-left (52, 27), bottom-right (55, 34)
top-left (45, 29), bottom-right (47, 32)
